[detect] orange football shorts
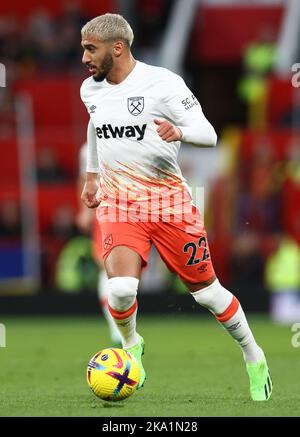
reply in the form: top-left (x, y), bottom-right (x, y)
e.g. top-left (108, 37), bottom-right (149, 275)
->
top-left (94, 203), bottom-right (215, 284)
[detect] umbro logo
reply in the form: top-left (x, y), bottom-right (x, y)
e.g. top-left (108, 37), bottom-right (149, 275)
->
top-left (88, 105), bottom-right (97, 114)
top-left (226, 322), bottom-right (241, 332)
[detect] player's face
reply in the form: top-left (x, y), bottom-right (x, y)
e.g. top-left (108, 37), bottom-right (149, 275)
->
top-left (81, 36), bottom-right (114, 82)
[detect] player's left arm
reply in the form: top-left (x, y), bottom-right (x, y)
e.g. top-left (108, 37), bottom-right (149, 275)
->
top-left (156, 76), bottom-right (217, 147)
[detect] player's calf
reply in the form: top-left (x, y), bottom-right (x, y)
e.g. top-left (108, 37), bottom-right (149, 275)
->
top-left (107, 276), bottom-right (146, 388)
top-left (190, 278), bottom-right (272, 400)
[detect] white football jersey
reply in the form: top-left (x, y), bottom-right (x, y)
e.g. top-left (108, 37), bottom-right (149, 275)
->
top-left (80, 61), bottom-right (216, 214)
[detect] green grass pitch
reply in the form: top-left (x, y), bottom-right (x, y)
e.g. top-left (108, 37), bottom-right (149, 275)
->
top-left (0, 314), bottom-right (299, 417)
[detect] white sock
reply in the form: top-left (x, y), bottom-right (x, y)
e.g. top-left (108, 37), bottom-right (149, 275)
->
top-left (97, 270), bottom-right (121, 343)
top-left (107, 276), bottom-right (139, 349)
top-left (192, 279), bottom-right (264, 363)
top-left (114, 310), bottom-right (138, 349)
top-left (220, 305), bottom-right (264, 363)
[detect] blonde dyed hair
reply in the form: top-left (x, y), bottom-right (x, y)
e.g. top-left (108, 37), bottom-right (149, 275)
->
top-left (81, 13), bottom-right (134, 47)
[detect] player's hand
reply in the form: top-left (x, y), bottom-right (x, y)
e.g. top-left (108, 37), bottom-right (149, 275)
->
top-left (81, 179), bottom-right (100, 209)
top-left (154, 119), bottom-right (183, 143)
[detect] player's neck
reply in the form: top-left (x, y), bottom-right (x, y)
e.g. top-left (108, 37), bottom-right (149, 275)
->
top-left (106, 55), bottom-right (137, 85)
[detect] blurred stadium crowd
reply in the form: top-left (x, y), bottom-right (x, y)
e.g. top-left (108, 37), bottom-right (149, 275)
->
top-left (1, 0), bottom-right (300, 322)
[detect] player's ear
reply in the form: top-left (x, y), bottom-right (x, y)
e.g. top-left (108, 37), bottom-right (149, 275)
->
top-left (113, 40), bottom-right (125, 57)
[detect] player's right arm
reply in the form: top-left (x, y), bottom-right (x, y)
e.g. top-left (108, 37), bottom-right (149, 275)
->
top-left (81, 119), bottom-right (101, 209)
top-left (76, 143), bottom-right (95, 232)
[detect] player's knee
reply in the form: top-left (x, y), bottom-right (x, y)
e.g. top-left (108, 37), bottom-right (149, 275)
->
top-left (107, 276), bottom-right (139, 312)
top-left (191, 278), bottom-right (233, 314)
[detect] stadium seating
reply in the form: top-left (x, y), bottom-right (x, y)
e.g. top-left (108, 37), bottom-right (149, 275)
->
top-left (14, 76), bottom-right (88, 128)
top-left (267, 77), bottom-right (294, 126)
top-left (191, 4), bottom-right (284, 63)
top-left (282, 178), bottom-right (300, 245)
top-left (0, 0), bottom-right (117, 19)
top-left (37, 184), bottom-right (78, 233)
top-left (239, 130), bottom-right (292, 161)
top-left (0, 139), bottom-right (20, 184)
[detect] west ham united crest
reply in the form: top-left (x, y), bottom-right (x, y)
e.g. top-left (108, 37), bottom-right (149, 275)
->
top-left (103, 234), bottom-right (113, 251)
top-left (127, 97), bottom-right (144, 116)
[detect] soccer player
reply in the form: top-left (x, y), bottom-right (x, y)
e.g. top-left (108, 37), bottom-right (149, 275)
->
top-left (79, 13), bottom-right (272, 401)
top-left (77, 143), bottom-right (121, 345)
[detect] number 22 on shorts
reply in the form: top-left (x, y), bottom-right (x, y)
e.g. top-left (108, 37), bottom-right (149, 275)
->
top-left (183, 236), bottom-right (210, 266)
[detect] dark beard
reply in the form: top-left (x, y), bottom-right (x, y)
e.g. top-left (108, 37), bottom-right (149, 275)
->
top-left (93, 53), bottom-right (113, 82)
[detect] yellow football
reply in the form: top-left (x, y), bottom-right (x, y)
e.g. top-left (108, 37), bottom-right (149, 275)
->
top-left (87, 348), bottom-right (141, 401)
